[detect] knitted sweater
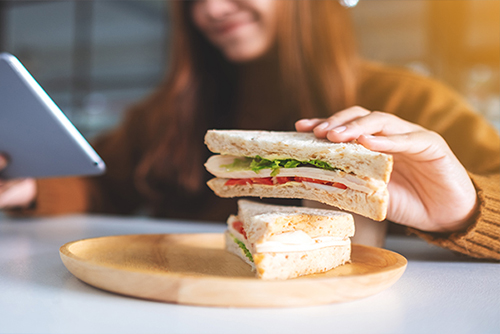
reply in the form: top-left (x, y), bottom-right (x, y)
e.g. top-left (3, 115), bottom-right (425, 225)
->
top-left (23, 62), bottom-right (500, 260)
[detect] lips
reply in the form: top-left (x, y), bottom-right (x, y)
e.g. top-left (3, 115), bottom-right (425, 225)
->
top-left (209, 13), bottom-right (256, 37)
top-left (213, 21), bottom-right (247, 35)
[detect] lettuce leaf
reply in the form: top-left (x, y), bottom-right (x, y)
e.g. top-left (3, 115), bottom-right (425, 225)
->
top-left (307, 159), bottom-right (336, 170)
top-left (220, 157), bottom-right (253, 171)
top-left (222, 155), bottom-right (339, 176)
top-left (231, 234), bottom-right (254, 262)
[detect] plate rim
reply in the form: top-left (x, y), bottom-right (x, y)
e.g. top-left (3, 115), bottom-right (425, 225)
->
top-left (59, 233), bottom-right (407, 283)
top-left (59, 233), bottom-right (408, 307)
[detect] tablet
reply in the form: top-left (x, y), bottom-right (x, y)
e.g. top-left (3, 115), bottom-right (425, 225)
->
top-left (0, 53), bottom-right (106, 179)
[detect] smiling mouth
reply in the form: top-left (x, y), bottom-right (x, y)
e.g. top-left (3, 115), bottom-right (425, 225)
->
top-left (213, 20), bottom-right (253, 35)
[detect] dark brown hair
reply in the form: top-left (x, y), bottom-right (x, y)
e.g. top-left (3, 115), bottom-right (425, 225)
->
top-left (133, 0), bottom-right (359, 201)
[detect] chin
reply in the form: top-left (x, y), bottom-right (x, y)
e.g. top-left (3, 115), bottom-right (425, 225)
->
top-left (221, 43), bottom-right (269, 63)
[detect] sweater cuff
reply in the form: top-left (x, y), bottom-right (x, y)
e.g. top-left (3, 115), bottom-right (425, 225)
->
top-left (9, 177), bottom-right (90, 216)
top-left (409, 173), bottom-right (500, 260)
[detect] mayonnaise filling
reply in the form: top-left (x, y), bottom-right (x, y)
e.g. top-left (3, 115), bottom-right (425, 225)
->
top-left (205, 155), bottom-right (385, 194)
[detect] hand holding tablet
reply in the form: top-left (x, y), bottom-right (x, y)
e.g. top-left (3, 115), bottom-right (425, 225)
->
top-left (0, 154), bottom-right (36, 209)
top-left (0, 53), bottom-right (105, 180)
top-left (0, 53), bottom-right (106, 209)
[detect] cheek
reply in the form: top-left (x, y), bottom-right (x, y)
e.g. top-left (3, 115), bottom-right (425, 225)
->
top-left (235, 1), bottom-right (277, 52)
top-left (190, 3), bottom-right (208, 33)
top-left (253, 1), bottom-right (278, 47)
top-left (223, 23), bottom-right (274, 62)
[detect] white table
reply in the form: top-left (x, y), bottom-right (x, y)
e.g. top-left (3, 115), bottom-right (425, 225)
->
top-left (1, 214), bottom-right (499, 334)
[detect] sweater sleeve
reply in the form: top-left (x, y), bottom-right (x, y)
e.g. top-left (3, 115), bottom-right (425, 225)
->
top-left (410, 173), bottom-right (500, 260)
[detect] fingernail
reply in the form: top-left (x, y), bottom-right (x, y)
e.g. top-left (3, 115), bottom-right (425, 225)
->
top-left (315, 122), bottom-right (329, 131)
top-left (332, 126), bottom-right (347, 133)
top-left (299, 119), bottom-right (315, 126)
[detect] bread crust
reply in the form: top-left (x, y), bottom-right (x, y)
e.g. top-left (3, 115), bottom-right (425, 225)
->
top-left (205, 130), bottom-right (393, 182)
top-left (209, 178), bottom-right (388, 221)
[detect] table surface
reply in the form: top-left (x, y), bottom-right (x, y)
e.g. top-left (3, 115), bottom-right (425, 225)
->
top-left (1, 214), bottom-right (499, 334)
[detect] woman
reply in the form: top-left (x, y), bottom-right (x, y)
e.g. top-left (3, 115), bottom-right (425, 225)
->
top-left (1, 0), bottom-right (499, 259)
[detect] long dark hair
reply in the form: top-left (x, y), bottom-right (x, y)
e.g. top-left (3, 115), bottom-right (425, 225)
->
top-left (132, 0), bottom-right (359, 201)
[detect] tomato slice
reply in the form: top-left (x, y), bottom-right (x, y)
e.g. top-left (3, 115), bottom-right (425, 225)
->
top-left (251, 177), bottom-right (274, 185)
top-left (224, 178), bottom-right (273, 186)
top-left (232, 221), bottom-right (247, 239)
top-left (294, 177), bottom-right (331, 185)
top-left (332, 182), bottom-right (348, 189)
top-left (275, 177), bottom-right (294, 184)
top-left (224, 177), bottom-right (347, 190)
top-left (293, 177), bottom-right (346, 189)
top-left (225, 178), bottom-right (253, 186)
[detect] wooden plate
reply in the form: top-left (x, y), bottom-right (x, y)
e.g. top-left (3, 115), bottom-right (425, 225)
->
top-left (59, 233), bottom-right (407, 308)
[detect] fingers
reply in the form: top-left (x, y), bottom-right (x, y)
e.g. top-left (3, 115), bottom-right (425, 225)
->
top-left (297, 108), bottom-right (446, 161)
top-left (315, 106), bottom-right (372, 138)
top-left (297, 107), bottom-right (424, 144)
top-left (0, 178), bottom-right (37, 209)
top-left (325, 111), bottom-right (421, 143)
top-left (295, 106), bottom-right (371, 136)
top-left (295, 118), bottom-right (324, 132)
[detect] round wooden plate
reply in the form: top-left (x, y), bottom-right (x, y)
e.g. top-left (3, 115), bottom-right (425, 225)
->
top-left (59, 233), bottom-right (407, 308)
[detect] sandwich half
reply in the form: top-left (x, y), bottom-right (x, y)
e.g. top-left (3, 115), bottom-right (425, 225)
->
top-left (205, 130), bottom-right (393, 221)
top-left (226, 200), bottom-right (355, 280)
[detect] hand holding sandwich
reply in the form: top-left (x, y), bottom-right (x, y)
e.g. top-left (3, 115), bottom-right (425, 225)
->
top-left (296, 106), bottom-right (478, 233)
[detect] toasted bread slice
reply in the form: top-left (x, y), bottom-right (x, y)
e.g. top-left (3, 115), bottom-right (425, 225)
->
top-left (205, 130), bottom-right (393, 182)
top-left (236, 200), bottom-right (355, 243)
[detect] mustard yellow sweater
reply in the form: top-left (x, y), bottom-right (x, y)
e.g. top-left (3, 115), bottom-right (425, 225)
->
top-left (25, 62), bottom-right (500, 260)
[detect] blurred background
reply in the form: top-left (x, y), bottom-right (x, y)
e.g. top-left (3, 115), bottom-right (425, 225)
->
top-left (1, 0), bottom-right (499, 139)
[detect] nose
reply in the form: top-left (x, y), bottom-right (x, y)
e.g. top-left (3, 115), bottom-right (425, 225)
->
top-left (204, 0), bottom-right (238, 20)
